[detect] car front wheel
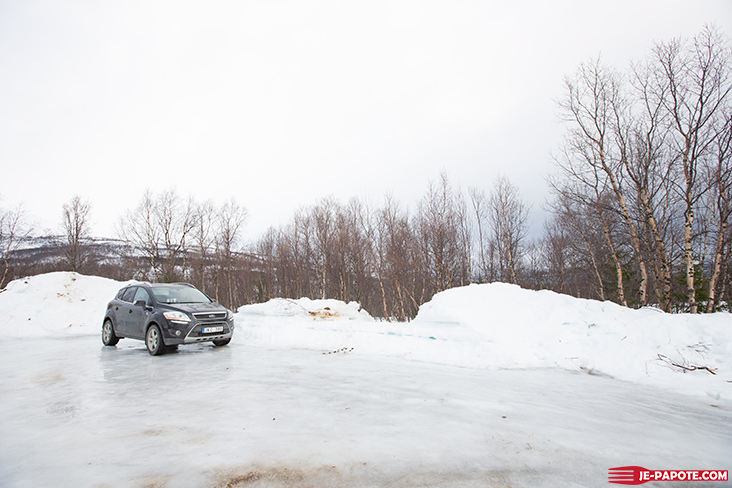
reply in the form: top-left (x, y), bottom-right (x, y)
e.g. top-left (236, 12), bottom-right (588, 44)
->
top-left (102, 320), bottom-right (119, 346)
top-left (146, 324), bottom-right (165, 356)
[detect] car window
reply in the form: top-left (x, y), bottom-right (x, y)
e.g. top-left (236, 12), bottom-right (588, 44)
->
top-left (121, 287), bottom-right (137, 303)
top-left (133, 287), bottom-right (151, 306)
top-left (116, 288), bottom-right (126, 300)
top-left (151, 285), bottom-right (211, 304)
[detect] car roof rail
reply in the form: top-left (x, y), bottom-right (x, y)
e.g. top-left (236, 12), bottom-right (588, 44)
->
top-left (148, 282), bottom-right (193, 287)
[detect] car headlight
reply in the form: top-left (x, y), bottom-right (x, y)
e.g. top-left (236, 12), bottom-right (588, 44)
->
top-left (226, 309), bottom-right (234, 321)
top-left (163, 311), bottom-right (191, 324)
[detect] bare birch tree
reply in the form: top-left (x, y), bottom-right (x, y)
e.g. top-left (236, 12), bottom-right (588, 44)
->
top-left (354, 198), bottom-right (391, 320)
top-left (312, 198), bottom-right (336, 300)
top-left (216, 198), bottom-right (247, 309)
top-left (559, 57), bottom-right (649, 306)
top-left (487, 176), bottom-right (529, 285)
top-left (469, 187), bottom-right (492, 282)
top-left (381, 195), bottom-right (421, 320)
top-left (0, 201), bottom-right (31, 289)
top-left (625, 58), bottom-right (676, 310)
top-left (117, 189), bottom-right (195, 282)
top-left (706, 111), bottom-right (732, 311)
top-left (416, 172), bottom-right (467, 292)
top-left (61, 195), bottom-right (92, 273)
top-left (191, 200), bottom-right (216, 293)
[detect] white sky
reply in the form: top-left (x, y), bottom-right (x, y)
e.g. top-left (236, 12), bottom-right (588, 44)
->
top-left (1, 0), bottom-right (731, 241)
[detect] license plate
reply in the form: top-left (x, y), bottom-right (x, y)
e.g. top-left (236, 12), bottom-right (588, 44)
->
top-left (202, 326), bottom-right (224, 334)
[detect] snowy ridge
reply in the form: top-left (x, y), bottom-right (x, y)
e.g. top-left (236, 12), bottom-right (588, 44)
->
top-left (1, 273), bottom-right (730, 400)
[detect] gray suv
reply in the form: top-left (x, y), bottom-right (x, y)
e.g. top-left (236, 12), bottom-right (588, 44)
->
top-left (102, 282), bottom-right (235, 355)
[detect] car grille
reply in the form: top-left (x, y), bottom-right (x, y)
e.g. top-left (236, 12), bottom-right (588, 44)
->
top-left (188, 323), bottom-right (230, 338)
top-left (193, 312), bottom-right (227, 321)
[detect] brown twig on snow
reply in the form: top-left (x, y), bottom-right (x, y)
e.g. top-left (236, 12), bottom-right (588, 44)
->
top-left (657, 354), bottom-right (717, 375)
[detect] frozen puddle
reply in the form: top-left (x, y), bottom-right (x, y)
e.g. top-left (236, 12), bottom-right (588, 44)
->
top-left (0, 336), bottom-right (730, 488)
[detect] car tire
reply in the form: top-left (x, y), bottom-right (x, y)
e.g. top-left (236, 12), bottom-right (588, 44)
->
top-left (212, 339), bottom-right (231, 347)
top-left (102, 319), bottom-right (120, 346)
top-left (145, 324), bottom-right (165, 356)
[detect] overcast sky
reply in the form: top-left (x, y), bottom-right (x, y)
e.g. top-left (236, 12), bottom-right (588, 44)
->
top-left (1, 0), bottom-right (731, 241)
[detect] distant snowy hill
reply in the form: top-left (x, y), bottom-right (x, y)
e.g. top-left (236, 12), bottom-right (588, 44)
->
top-left (1, 272), bottom-right (731, 400)
top-left (11, 235), bottom-right (127, 265)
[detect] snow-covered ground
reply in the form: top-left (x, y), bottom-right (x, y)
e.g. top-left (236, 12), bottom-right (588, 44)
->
top-left (0, 272), bottom-right (731, 487)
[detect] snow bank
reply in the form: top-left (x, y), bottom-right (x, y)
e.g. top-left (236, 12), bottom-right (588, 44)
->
top-left (236, 283), bottom-right (732, 400)
top-left (1, 273), bottom-right (730, 399)
top-left (0, 272), bottom-right (126, 338)
top-left (415, 284), bottom-right (732, 393)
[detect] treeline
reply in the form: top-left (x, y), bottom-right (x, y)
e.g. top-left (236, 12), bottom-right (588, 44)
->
top-left (1, 175), bottom-right (532, 318)
top-left (2, 26), bottom-right (731, 317)
top-left (254, 173), bottom-right (528, 321)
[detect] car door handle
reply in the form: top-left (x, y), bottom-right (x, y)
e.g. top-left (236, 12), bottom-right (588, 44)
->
top-left (128, 309), bottom-right (133, 314)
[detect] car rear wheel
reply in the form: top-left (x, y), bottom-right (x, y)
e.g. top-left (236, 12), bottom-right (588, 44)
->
top-left (102, 320), bottom-right (119, 346)
top-left (146, 324), bottom-right (164, 356)
top-left (212, 339), bottom-right (231, 347)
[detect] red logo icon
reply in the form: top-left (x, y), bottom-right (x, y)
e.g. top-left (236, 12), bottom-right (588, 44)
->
top-left (608, 466), bottom-right (728, 484)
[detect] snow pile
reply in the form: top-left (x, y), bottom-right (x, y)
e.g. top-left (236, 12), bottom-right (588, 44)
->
top-left (0, 272), bottom-right (126, 338)
top-left (242, 297), bottom-right (372, 321)
top-left (235, 297), bottom-right (391, 352)
top-left (416, 284), bottom-right (732, 390)
top-left (237, 283), bottom-right (732, 400)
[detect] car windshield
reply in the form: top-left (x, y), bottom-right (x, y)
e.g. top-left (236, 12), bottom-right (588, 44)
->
top-left (150, 285), bottom-right (212, 304)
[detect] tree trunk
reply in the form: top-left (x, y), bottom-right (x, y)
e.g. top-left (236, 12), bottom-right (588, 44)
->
top-left (706, 220), bottom-right (726, 312)
top-left (596, 201), bottom-right (627, 307)
top-left (639, 189), bottom-right (673, 311)
top-left (684, 201), bottom-right (698, 313)
top-left (606, 171), bottom-right (648, 306)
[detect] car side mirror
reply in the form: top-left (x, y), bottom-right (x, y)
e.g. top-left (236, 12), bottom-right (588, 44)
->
top-left (135, 300), bottom-right (149, 310)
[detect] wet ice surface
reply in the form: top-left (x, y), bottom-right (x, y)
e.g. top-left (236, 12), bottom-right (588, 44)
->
top-left (0, 337), bottom-right (730, 488)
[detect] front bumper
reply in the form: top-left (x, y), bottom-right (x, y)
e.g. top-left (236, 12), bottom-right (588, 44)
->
top-left (162, 318), bottom-right (234, 345)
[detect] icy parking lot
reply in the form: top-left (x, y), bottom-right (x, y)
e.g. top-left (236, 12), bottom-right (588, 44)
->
top-left (1, 336), bottom-right (730, 488)
top-left (1, 273), bottom-right (731, 487)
